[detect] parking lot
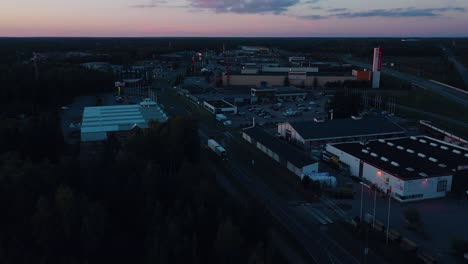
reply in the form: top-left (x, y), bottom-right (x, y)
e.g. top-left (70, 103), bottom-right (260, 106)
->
top-left (188, 88), bottom-right (331, 127)
top-left (231, 96), bottom-right (329, 127)
top-left (332, 182), bottom-right (468, 263)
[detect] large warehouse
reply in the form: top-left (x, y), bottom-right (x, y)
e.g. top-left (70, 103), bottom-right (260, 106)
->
top-left (278, 116), bottom-right (406, 148)
top-left (242, 127), bottom-right (319, 178)
top-left (326, 136), bottom-right (468, 202)
top-left (223, 71), bottom-right (357, 87)
top-left (81, 99), bottom-right (168, 142)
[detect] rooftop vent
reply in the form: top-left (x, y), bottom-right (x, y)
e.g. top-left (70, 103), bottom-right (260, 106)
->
top-left (387, 142), bottom-right (395, 147)
top-left (419, 139), bottom-right (427, 143)
top-left (378, 139), bottom-right (386, 143)
top-left (438, 163), bottom-right (447, 168)
top-left (417, 153), bottom-right (426, 158)
top-left (391, 161), bottom-right (400, 167)
top-left (406, 149), bottom-right (415, 154)
top-left (381, 157), bottom-right (389, 162)
top-left (370, 153), bottom-right (378, 157)
top-left (419, 172), bottom-right (428, 177)
top-left (397, 146), bottom-right (405, 150)
top-left (362, 149), bottom-right (369, 154)
top-left (429, 157), bottom-right (438, 163)
top-left (406, 167), bottom-right (415, 172)
top-left (430, 143), bottom-right (438, 147)
top-left (440, 146), bottom-right (449, 150)
top-left (410, 136), bottom-right (417, 140)
top-left (453, 149), bottom-right (461, 154)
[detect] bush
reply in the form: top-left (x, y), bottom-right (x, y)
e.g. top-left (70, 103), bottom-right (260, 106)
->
top-left (451, 238), bottom-right (468, 255)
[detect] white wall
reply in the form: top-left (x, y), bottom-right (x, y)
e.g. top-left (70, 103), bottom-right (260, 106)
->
top-left (362, 162), bottom-right (452, 202)
top-left (302, 163), bottom-right (319, 175)
top-left (326, 144), bottom-right (361, 176)
top-left (278, 123), bottom-right (305, 145)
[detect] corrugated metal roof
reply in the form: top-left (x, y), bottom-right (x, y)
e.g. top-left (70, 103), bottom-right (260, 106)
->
top-left (81, 101), bottom-right (167, 141)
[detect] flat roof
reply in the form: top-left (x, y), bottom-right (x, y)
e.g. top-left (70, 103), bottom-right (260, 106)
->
top-left (81, 102), bottom-right (167, 134)
top-left (228, 71), bottom-right (353, 77)
top-left (288, 116), bottom-right (405, 141)
top-left (330, 136), bottom-right (468, 180)
top-left (204, 100), bottom-right (236, 108)
top-left (243, 127), bottom-right (317, 168)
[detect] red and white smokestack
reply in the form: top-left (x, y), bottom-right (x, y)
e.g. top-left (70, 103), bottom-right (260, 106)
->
top-left (372, 47), bottom-right (382, 89)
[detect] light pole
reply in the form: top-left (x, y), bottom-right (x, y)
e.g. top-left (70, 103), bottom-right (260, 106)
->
top-left (386, 193), bottom-right (392, 244)
top-left (360, 183), bottom-right (364, 221)
top-left (373, 187), bottom-right (377, 229)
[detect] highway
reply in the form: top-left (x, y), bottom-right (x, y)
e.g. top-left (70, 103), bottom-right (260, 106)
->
top-left (344, 59), bottom-right (468, 107)
top-left (443, 47), bottom-right (468, 88)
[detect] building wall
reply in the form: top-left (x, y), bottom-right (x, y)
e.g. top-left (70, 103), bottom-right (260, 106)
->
top-left (278, 123), bottom-right (305, 145)
top-left (326, 144), bottom-right (361, 177)
top-left (81, 131), bottom-right (108, 142)
top-left (203, 101), bottom-right (237, 115)
top-left (243, 131), bottom-right (314, 177)
top-left (224, 75), bottom-right (285, 87)
top-left (224, 74), bottom-right (356, 87)
top-left (361, 162), bottom-right (452, 202)
top-left (302, 163), bottom-right (319, 176)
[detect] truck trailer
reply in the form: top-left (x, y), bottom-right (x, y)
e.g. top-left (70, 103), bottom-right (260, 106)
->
top-left (207, 139), bottom-right (227, 159)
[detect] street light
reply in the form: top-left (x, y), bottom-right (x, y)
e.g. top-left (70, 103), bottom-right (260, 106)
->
top-left (386, 189), bottom-right (392, 244)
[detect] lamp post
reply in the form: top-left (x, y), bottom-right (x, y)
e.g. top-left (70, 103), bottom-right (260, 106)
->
top-left (373, 186), bottom-right (377, 229)
top-left (360, 182), bottom-right (364, 221)
top-left (386, 191), bottom-right (392, 244)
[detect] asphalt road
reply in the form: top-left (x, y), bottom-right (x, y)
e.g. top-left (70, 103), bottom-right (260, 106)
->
top-left (344, 59), bottom-right (468, 107)
top-left (443, 47), bottom-right (468, 88)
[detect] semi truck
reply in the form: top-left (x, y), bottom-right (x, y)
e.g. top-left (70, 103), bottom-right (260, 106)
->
top-left (207, 139), bottom-right (227, 159)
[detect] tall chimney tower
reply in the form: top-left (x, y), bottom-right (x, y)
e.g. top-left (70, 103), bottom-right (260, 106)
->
top-left (372, 47), bottom-right (382, 89)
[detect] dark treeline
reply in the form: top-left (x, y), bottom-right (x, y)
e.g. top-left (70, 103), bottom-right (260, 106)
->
top-left (0, 63), bottom-right (113, 115)
top-left (2, 38), bottom-right (465, 66)
top-left (0, 117), bottom-right (277, 264)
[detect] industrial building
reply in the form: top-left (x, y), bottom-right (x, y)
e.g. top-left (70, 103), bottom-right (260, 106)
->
top-left (251, 86), bottom-right (308, 102)
top-left (278, 116), bottom-right (405, 148)
top-left (242, 127), bottom-right (319, 177)
top-left (203, 100), bottom-right (238, 115)
top-left (325, 136), bottom-right (468, 202)
top-left (223, 69), bottom-right (357, 87)
top-left (81, 99), bottom-right (168, 142)
top-left (372, 47), bottom-right (382, 89)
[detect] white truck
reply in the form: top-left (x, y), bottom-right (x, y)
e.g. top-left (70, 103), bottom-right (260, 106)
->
top-left (207, 139), bottom-right (227, 159)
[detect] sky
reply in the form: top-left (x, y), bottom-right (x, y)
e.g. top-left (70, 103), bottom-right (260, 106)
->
top-left (1, 0), bottom-right (468, 37)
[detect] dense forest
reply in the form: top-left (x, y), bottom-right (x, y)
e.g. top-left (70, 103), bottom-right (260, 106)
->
top-left (0, 38), bottom-right (282, 264)
top-left (0, 117), bottom-right (277, 264)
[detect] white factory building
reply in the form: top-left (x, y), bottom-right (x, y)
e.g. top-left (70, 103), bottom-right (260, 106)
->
top-left (326, 136), bottom-right (468, 202)
top-left (81, 99), bottom-right (168, 142)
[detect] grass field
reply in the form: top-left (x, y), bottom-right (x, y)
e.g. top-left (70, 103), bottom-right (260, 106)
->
top-left (393, 88), bottom-right (468, 123)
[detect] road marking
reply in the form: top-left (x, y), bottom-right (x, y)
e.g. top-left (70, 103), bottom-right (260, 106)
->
top-left (311, 208), bottom-right (334, 224)
top-left (301, 205), bottom-right (327, 225)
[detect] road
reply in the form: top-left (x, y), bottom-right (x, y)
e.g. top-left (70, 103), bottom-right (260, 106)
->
top-left (395, 104), bottom-right (468, 129)
top-left (443, 47), bottom-right (468, 88)
top-left (344, 59), bottom-right (468, 107)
